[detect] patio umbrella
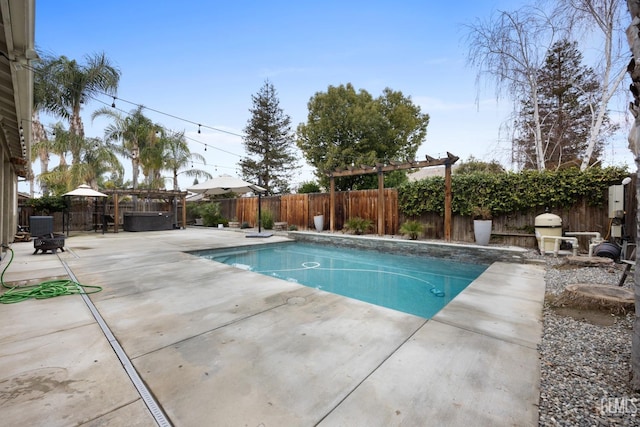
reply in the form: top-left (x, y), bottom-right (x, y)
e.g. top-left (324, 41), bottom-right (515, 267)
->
top-left (62, 184), bottom-right (108, 235)
top-left (62, 184), bottom-right (108, 198)
top-left (187, 175), bottom-right (266, 196)
top-left (187, 175), bottom-right (269, 235)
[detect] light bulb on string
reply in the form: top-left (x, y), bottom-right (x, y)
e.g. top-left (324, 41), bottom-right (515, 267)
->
top-left (198, 124), bottom-right (201, 134)
top-left (111, 97), bottom-right (116, 108)
top-left (204, 144), bottom-right (207, 151)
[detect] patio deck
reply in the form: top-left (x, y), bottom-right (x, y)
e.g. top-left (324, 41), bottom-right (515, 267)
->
top-left (0, 228), bottom-right (545, 426)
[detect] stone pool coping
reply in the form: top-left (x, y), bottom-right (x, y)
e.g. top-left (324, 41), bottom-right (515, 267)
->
top-left (290, 230), bottom-right (530, 264)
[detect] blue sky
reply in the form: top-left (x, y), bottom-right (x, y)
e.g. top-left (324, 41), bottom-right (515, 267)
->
top-left (26, 0), bottom-right (633, 193)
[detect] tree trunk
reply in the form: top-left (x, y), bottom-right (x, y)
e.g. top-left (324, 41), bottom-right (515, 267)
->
top-left (31, 111), bottom-right (49, 196)
top-left (580, 66), bottom-right (627, 170)
top-left (579, 0), bottom-right (627, 170)
top-left (634, 166), bottom-right (640, 390)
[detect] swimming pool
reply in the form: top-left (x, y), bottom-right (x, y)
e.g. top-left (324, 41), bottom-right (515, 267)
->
top-left (194, 242), bottom-right (488, 319)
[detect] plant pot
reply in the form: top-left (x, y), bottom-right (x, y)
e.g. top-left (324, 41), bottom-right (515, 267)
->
top-left (228, 221), bottom-right (240, 228)
top-left (194, 218), bottom-right (203, 226)
top-left (313, 215), bottom-right (324, 232)
top-left (473, 220), bottom-right (492, 245)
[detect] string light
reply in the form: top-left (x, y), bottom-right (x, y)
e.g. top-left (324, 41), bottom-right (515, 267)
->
top-left (22, 60), bottom-right (245, 138)
top-left (21, 63), bottom-right (305, 182)
top-left (23, 63), bottom-right (248, 161)
top-left (88, 96), bottom-right (243, 159)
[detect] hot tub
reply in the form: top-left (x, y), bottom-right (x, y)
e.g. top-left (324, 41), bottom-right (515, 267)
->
top-left (123, 212), bottom-right (174, 232)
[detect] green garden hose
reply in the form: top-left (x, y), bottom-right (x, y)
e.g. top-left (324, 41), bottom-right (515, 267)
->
top-left (0, 246), bottom-right (102, 304)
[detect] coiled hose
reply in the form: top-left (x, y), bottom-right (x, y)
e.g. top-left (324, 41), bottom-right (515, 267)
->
top-left (0, 247), bottom-right (102, 304)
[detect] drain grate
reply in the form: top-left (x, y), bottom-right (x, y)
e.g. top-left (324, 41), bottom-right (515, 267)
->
top-left (60, 259), bottom-right (171, 427)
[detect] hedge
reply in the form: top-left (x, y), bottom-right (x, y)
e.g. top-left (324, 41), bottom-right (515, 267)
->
top-left (398, 166), bottom-right (629, 217)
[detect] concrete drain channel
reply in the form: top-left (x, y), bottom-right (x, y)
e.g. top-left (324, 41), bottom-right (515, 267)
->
top-left (60, 259), bottom-right (171, 427)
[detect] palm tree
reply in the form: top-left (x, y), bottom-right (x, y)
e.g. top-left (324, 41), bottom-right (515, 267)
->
top-left (70, 137), bottom-right (123, 190)
top-left (92, 106), bottom-right (156, 192)
top-left (34, 53), bottom-right (120, 142)
top-left (139, 124), bottom-right (165, 188)
top-left (161, 130), bottom-right (211, 190)
top-left (31, 122), bottom-right (72, 194)
top-left (38, 127), bottom-right (123, 192)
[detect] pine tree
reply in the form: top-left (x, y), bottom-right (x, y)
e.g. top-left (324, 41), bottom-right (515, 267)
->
top-left (512, 39), bottom-right (615, 170)
top-left (240, 81), bottom-right (299, 194)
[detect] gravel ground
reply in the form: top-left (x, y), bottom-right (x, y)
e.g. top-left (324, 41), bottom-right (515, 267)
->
top-left (535, 253), bottom-right (640, 426)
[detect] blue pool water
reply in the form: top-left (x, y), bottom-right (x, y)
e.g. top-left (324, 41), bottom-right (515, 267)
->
top-left (195, 242), bottom-right (488, 319)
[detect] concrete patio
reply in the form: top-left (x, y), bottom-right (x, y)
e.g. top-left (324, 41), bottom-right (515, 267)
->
top-left (0, 228), bottom-right (545, 426)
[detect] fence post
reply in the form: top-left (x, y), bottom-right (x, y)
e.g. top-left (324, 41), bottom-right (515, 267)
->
top-left (378, 166), bottom-right (384, 236)
top-left (330, 176), bottom-right (336, 232)
top-left (444, 162), bottom-right (452, 241)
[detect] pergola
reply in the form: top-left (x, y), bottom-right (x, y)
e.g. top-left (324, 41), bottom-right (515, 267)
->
top-left (327, 152), bottom-right (459, 240)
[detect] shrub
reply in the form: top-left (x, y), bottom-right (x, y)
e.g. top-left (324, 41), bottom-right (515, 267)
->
top-left (199, 202), bottom-right (226, 227)
top-left (186, 202), bottom-right (202, 221)
top-left (26, 195), bottom-right (68, 214)
top-left (399, 220), bottom-right (424, 240)
top-left (288, 224), bottom-right (298, 231)
top-left (344, 217), bottom-right (373, 235)
top-left (260, 209), bottom-right (274, 230)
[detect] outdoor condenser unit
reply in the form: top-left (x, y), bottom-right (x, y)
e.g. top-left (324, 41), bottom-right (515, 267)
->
top-left (608, 184), bottom-right (625, 237)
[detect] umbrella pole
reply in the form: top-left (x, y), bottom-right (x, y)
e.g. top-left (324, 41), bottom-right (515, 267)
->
top-left (258, 193), bottom-right (262, 233)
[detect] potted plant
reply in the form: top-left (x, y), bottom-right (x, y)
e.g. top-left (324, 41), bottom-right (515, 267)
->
top-left (228, 217), bottom-right (240, 228)
top-left (472, 206), bottom-right (492, 245)
top-left (399, 220), bottom-right (424, 240)
top-left (313, 212), bottom-right (324, 231)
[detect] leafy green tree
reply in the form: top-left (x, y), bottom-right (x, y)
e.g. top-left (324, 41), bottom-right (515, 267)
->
top-left (297, 181), bottom-right (321, 194)
top-left (513, 39), bottom-right (615, 169)
top-left (296, 84), bottom-right (429, 190)
top-left (161, 130), bottom-right (211, 190)
top-left (240, 80), bottom-right (299, 194)
top-left (455, 156), bottom-right (505, 175)
top-left (34, 52), bottom-right (120, 143)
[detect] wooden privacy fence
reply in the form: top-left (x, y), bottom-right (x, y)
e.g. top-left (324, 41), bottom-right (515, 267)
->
top-left (212, 188), bottom-right (635, 249)
top-left (218, 190), bottom-right (398, 234)
top-left (40, 185), bottom-right (634, 250)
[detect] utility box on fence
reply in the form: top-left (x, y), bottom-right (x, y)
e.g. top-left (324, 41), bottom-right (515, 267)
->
top-left (535, 212), bottom-right (562, 252)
